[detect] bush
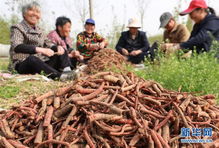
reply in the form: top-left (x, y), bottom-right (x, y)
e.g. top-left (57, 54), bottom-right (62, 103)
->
top-left (148, 34), bottom-right (163, 44)
top-left (0, 17), bottom-right (10, 44)
top-left (135, 46), bottom-right (219, 102)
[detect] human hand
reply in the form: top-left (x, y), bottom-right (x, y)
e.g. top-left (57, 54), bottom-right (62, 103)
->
top-left (57, 46), bottom-right (65, 55)
top-left (70, 50), bottom-right (80, 58)
top-left (121, 48), bottom-right (129, 56)
top-left (77, 55), bottom-right (84, 61)
top-left (36, 47), bottom-right (54, 57)
top-left (130, 50), bottom-right (142, 56)
top-left (89, 43), bottom-right (100, 50)
top-left (99, 42), bottom-right (105, 49)
top-left (165, 44), bottom-right (180, 54)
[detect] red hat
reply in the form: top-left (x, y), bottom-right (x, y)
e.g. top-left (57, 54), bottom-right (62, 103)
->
top-left (180, 0), bottom-right (208, 16)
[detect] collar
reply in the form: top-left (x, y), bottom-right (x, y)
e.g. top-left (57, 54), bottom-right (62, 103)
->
top-left (128, 31), bottom-right (139, 39)
top-left (169, 23), bottom-right (179, 33)
top-left (22, 20), bottom-right (41, 34)
top-left (56, 29), bottom-right (66, 40)
top-left (197, 14), bottom-right (211, 26)
top-left (84, 31), bottom-right (95, 38)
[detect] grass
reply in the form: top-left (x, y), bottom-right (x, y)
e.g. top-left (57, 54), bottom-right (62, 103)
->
top-left (0, 58), bottom-right (70, 109)
top-left (0, 79), bottom-right (69, 109)
top-left (0, 58), bottom-right (9, 71)
top-left (135, 50), bottom-right (219, 103)
top-left (148, 34), bottom-right (163, 44)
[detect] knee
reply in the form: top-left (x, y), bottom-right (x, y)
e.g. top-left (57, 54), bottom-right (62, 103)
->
top-left (63, 50), bottom-right (69, 57)
top-left (57, 50), bottom-right (68, 58)
top-left (26, 56), bottom-right (41, 63)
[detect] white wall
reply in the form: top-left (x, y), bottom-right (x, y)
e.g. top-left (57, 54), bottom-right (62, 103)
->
top-left (0, 44), bottom-right (10, 57)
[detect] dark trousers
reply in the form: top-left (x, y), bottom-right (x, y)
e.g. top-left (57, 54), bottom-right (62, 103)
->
top-left (15, 52), bottom-right (71, 79)
top-left (70, 58), bottom-right (78, 69)
top-left (149, 42), bottom-right (159, 61)
top-left (127, 42), bottom-right (159, 64)
top-left (128, 53), bottom-right (145, 64)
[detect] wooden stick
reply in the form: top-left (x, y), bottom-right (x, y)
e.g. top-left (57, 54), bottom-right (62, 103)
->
top-left (35, 91), bottom-right (54, 103)
top-left (43, 106), bottom-right (54, 127)
top-left (142, 97), bottom-right (161, 106)
top-left (71, 82), bottom-right (105, 102)
top-left (55, 85), bottom-right (72, 96)
top-left (121, 84), bottom-right (136, 92)
top-left (173, 103), bottom-right (190, 128)
top-left (34, 122), bottom-right (44, 144)
top-left (53, 97), bottom-right (60, 109)
top-left (83, 128), bottom-right (95, 148)
top-left (54, 104), bottom-right (73, 118)
top-left (90, 100), bottom-right (124, 115)
top-left (148, 135), bottom-right (155, 148)
top-left (89, 113), bottom-right (122, 122)
top-left (150, 130), bottom-right (163, 148)
top-left (0, 136), bottom-right (15, 148)
top-left (152, 84), bottom-right (162, 96)
top-left (154, 110), bottom-right (173, 131)
top-left (179, 95), bottom-right (191, 111)
top-left (103, 75), bottom-right (119, 83)
top-left (62, 105), bottom-right (77, 127)
top-left (156, 132), bottom-right (170, 148)
top-left (129, 133), bottom-right (141, 146)
top-left (0, 119), bottom-right (15, 139)
top-left (35, 139), bottom-right (71, 148)
top-left (162, 123), bottom-right (170, 142)
top-left (75, 85), bottom-right (96, 94)
top-left (7, 139), bottom-right (29, 148)
top-left (139, 104), bottom-right (165, 119)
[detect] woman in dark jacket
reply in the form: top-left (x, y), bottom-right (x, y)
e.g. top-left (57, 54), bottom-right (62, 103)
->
top-left (180, 0), bottom-right (219, 53)
top-left (116, 18), bottom-right (150, 64)
top-left (164, 0), bottom-right (219, 54)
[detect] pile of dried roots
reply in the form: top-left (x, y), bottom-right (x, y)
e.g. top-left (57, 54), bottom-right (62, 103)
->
top-left (0, 72), bottom-right (219, 148)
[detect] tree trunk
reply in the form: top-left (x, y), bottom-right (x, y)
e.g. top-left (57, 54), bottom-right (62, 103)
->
top-left (88, 0), bottom-right (94, 19)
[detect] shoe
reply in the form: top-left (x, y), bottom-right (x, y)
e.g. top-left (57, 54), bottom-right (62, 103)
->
top-left (78, 65), bottom-right (87, 71)
top-left (134, 64), bottom-right (146, 71)
top-left (60, 70), bottom-right (77, 81)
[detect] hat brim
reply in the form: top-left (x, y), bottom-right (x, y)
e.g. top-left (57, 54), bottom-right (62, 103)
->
top-left (127, 26), bottom-right (141, 28)
top-left (85, 22), bottom-right (95, 25)
top-left (180, 7), bottom-right (196, 16)
top-left (159, 19), bottom-right (170, 28)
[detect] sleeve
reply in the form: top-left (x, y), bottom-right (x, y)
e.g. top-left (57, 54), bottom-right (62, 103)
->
top-left (95, 33), bottom-right (108, 48)
top-left (76, 33), bottom-right (87, 51)
top-left (178, 25), bottom-right (190, 43)
top-left (10, 26), bottom-right (37, 54)
top-left (115, 33), bottom-right (126, 54)
top-left (139, 32), bottom-right (150, 53)
top-left (43, 34), bottom-right (55, 49)
top-left (180, 30), bottom-right (209, 50)
top-left (95, 33), bottom-right (105, 42)
top-left (163, 31), bottom-right (168, 42)
top-left (14, 44), bottom-right (36, 54)
top-left (180, 23), bottom-right (213, 50)
top-left (43, 34), bottom-right (58, 51)
top-left (47, 32), bottom-right (58, 45)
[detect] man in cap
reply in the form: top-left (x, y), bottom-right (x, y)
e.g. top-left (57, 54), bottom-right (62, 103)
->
top-left (116, 18), bottom-right (150, 64)
top-left (160, 12), bottom-right (190, 44)
top-left (161, 0), bottom-right (219, 56)
top-left (76, 18), bottom-right (108, 61)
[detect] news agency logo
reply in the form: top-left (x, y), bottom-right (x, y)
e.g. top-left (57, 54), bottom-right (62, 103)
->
top-left (180, 127), bottom-right (213, 143)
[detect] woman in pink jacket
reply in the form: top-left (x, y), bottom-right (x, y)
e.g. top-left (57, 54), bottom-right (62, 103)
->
top-left (48, 16), bottom-right (83, 68)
